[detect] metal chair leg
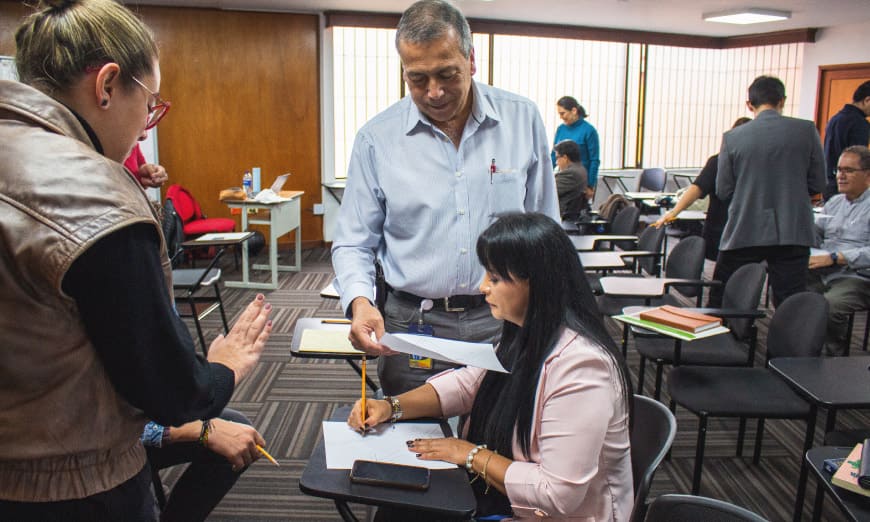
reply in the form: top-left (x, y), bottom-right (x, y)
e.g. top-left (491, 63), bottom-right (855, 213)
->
top-left (692, 414), bottom-right (708, 495)
top-left (736, 417), bottom-right (746, 457)
top-left (637, 356), bottom-right (647, 396)
top-left (753, 418), bottom-right (765, 464)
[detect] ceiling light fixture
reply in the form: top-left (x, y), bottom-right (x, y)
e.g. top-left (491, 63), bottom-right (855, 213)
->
top-left (703, 7), bottom-right (791, 25)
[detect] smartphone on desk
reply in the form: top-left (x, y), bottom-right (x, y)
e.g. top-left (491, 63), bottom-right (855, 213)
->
top-left (350, 460), bottom-right (430, 491)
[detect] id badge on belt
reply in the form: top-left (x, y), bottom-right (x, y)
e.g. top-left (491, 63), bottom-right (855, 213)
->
top-left (408, 299), bottom-right (435, 369)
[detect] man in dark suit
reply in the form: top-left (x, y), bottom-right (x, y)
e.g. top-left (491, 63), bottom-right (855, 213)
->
top-left (711, 75), bottom-right (827, 307)
top-left (823, 81), bottom-right (870, 200)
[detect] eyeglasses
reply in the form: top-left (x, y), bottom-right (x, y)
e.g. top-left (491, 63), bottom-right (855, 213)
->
top-left (836, 166), bottom-right (869, 175)
top-left (131, 75), bottom-right (171, 130)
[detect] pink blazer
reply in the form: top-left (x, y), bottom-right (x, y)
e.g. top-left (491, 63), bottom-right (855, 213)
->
top-left (428, 328), bottom-right (633, 521)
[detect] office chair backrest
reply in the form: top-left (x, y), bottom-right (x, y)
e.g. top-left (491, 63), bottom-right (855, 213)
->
top-left (635, 225), bottom-right (666, 276)
top-left (610, 206), bottom-right (641, 250)
top-left (721, 263), bottom-right (766, 340)
top-left (663, 236), bottom-right (705, 298)
top-left (637, 168), bottom-right (667, 192)
top-left (629, 395), bottom-right (676, 522)
top-left (767, 292), bottom-right (828, 359)
top-left (643, 494), bottom-right (769, 522)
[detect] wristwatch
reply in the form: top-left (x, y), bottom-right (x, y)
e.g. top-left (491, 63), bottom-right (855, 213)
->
top-left (384, 395), bottom-right (403, 422)
top-left (830, 251), bottom-right (839, 265)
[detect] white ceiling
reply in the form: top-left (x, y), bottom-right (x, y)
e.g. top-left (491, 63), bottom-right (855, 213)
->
top-left (133, 0), bottom-right (870, 37)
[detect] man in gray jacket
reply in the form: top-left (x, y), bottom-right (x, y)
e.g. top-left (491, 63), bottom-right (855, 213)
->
top-left (711, 75), bottom-right (827, 307)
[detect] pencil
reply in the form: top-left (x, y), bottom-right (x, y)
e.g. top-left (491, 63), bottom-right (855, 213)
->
top-left (360, 355), bottom-right (367, 436)
top-left (256, 445), bottom-right (279, 466)
top-left (321, 319), bottom-right (352, 324)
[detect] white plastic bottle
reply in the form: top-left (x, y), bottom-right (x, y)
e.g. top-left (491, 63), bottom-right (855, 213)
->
top-left (242, 170), bottom-right (253, 198)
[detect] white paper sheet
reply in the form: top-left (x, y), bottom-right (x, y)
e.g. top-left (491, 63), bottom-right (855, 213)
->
top-left (322, 421), bottom-right (457, 470)
top-left (380, 333), bottom-right (508, 373)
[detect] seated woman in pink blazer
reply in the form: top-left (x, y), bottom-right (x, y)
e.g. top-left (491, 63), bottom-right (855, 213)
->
top-left (349, 212), bottom-right (634, 521)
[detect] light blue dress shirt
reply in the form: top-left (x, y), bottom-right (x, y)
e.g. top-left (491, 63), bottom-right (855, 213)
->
top-left (332, 81), bottom-right (559, 314)
top-left (816, 188), bottom-right (870, 278)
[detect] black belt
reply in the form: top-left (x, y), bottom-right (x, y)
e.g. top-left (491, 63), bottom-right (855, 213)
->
top-left (388, 288), bottom-right (487, 312)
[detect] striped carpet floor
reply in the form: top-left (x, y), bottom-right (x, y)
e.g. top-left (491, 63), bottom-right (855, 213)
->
top-left (168, 247), bottom-right (868, 521)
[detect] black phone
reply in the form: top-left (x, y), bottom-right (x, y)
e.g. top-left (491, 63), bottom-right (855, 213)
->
top-left (349, 460), bottom-right (430, 491)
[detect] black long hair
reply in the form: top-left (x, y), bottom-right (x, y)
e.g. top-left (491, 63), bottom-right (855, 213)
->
top-left (464, 212), bottom-right (632, 459)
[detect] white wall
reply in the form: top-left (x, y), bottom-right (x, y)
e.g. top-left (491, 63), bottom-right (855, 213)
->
top-left (797, 20), bottom-right (870, 121)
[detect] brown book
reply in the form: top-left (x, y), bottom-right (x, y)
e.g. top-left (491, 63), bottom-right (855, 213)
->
top-left (638, 305), bottom-right (722, 333)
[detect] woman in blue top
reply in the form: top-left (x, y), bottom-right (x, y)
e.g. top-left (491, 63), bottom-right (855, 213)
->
top-left (551, 96), bottom-right (600, 192)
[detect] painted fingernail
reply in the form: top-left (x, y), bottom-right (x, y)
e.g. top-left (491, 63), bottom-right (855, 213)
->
top-left (406, 440), bottom-right (414, 447)
top-left (264, 303), bottom-right (272, 311)
top-left (267, 319), bottom-right (273, 327)
top-left (257, 294), bottom-right (264, 301)
top-left (415, 453), bottom-right (422, 457)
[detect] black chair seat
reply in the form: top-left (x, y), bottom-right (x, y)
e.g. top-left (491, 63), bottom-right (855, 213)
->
top-left (669, 366), bottom-right (811, 418)
top-left (173, 267), bottom-right (221, 287)
top-left (635, 334), bottom-right (749, 366)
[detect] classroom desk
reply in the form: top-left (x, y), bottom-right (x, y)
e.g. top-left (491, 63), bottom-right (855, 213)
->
top-left (805, 446), bottom-right (870, 522)
top-left (323, 181), bottom-right (347, 204)
top-left (579, 250), bottom-right (657, 272)
top-left (769, 356), bottom-right (870, 522)
top-left (224, 191), bottom-right (303, 290)
top-left (669, 169), bottom-right (701, 189)
top-left (599, 276), bottom-right (700, 299)
top-left (600, 171), bottom-right (635, 195)
top-left (290, 318), bottom-right (379, 393)
top-left (570, 235), bottom-right (638, 251)
top-left (299, 406), bottom-right (476, 522)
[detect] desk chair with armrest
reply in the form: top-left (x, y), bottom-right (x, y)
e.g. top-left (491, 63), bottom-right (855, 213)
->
top-left (173, 247), bottom-right (229, 356)
top-left (631, 263), bottom-right (766, 401)
top-left (595, 205), bottom-right (641, 251)
top-left (629, 395), bottom-right (677, 522)
top-left (643, 494), bottom-right (769, 522)
top-left (587, 226), bottom-right (665, 294)
top-left (667, 292), bottom-right (828, 495)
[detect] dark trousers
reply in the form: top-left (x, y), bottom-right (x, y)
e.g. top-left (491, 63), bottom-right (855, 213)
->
top-left (0, 464), bottom-right (155, 522)
top-left (147, 408), bottom-right (250, 522)
top-left (379, 293), bottom-right (501, 396)
top-left (711, 245), bottom-right (809, 308)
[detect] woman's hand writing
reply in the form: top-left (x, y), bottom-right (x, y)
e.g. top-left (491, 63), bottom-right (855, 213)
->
top-left (347, 398), bottom-right (392, 431)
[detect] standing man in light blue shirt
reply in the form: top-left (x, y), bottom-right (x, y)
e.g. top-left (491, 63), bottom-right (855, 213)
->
top-left (331, 0), bottom-right (558, 395)
top-left (807, 146), bottom-right (870, 355)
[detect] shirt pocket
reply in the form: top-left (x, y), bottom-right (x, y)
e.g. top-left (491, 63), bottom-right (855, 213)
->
top-left (488, 170), bottom-right (525, 215)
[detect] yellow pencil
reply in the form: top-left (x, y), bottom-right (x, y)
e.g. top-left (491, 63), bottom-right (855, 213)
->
top-left (321, 319), bottom-right (352, 324)
top-left (256, 445), bottom-right (280, 466)
top-left (360, 355), bottom-right (367, 436)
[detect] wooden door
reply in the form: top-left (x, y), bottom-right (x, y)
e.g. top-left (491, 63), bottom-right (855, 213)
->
top-left (815, 63), bottom-right (870, 140)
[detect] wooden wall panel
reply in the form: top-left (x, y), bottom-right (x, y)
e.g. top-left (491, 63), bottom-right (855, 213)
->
top-left (0, 2), bottom-right (322, 246)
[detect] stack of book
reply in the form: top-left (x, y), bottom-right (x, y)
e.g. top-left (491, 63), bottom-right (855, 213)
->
top-left (638, 305), bottom-right (722, 334)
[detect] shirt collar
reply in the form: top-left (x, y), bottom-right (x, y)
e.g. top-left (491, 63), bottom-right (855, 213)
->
top-left (847, 187), bottom-right (870, 204)
top-left (403, 80), bottom-right (499, 135)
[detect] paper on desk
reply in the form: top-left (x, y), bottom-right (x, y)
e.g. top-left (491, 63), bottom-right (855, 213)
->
top-left (380, 333), bottom-right (508, 373)
top-left (322, 421), bottom-right (456, 470)
top-left (195, 232), bottom-right (251, 241)
top-left (253, 189), bottom-right (291, 203)
top-left (299, 329), bottom-right (362, 355)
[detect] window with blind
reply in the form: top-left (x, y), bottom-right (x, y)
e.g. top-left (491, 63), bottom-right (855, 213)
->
top-left (329, 27), bottom-right (803, 178)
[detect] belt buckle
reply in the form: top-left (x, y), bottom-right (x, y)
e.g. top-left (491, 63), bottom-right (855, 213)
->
top-left (443, 296), bottom-right (465, 312)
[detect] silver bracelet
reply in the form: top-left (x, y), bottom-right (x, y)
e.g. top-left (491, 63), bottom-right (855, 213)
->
top-left (465, 444), bottom-right (487, 473)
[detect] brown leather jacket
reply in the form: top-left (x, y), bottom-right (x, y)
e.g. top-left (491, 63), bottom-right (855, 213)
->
top-left (0, 80), bottom-right (173, 501)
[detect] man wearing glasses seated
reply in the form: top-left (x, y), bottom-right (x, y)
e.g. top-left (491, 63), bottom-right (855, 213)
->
top-left (808, 146), bottom-right (870, 355)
